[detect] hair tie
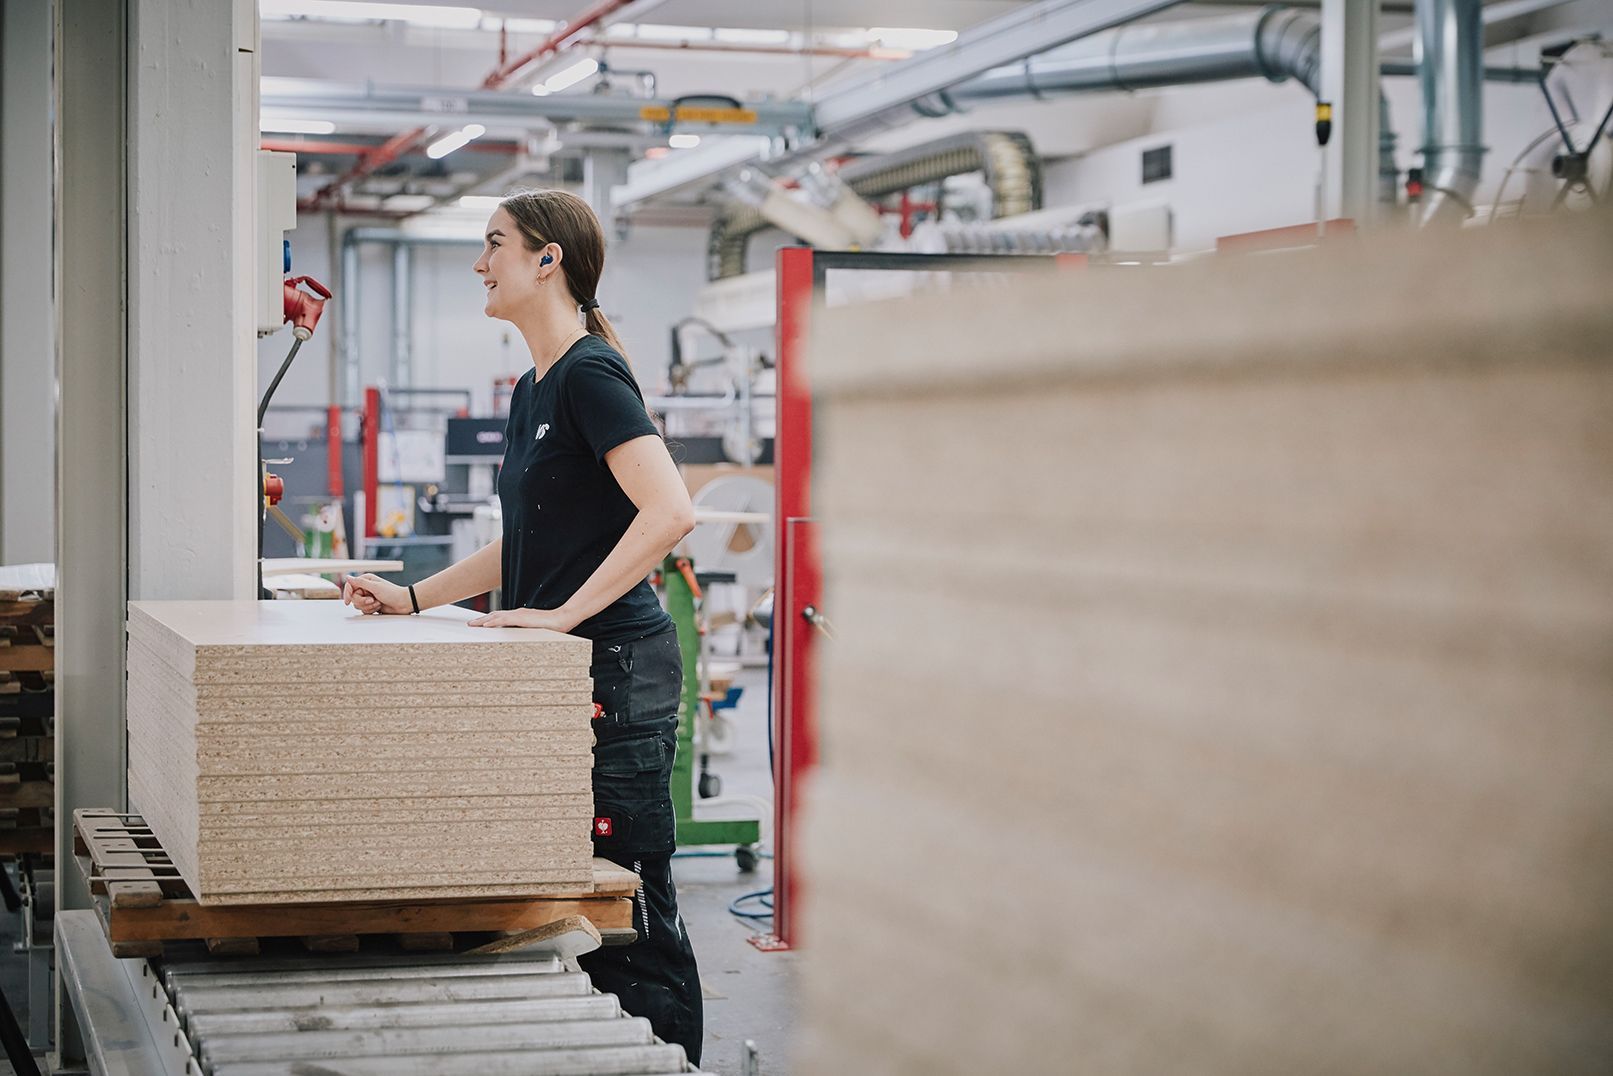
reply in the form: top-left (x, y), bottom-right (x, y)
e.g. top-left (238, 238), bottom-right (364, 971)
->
top-left (580, 298), bottom-right (601, 313)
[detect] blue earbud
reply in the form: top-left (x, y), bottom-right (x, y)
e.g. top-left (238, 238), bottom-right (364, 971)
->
top-left (539, 253), bottom-right (554, 266)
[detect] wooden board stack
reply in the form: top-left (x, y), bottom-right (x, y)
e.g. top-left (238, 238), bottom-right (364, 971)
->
top-left (798, 212), bottom-right (1613, 1074)
top-left (0, 563), bottom-right (57, 856)
top-left (127, 600), bottom-right (596, 905)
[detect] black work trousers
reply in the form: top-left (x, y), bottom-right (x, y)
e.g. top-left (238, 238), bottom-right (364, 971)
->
top-left (577, 627), bottom-right (704, 1065)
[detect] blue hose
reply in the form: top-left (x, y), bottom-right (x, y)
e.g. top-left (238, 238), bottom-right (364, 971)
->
top-left (728, 888), bottom-right (774, 920)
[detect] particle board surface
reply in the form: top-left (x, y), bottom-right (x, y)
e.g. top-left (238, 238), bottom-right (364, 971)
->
top-left (798, 212), bottom-right (1613, 1076)
top-left (127, 599), bottom-right (598, 905)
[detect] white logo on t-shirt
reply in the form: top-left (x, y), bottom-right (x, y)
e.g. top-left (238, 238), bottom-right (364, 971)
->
top-left (534, 423), bottom-right (550, 441)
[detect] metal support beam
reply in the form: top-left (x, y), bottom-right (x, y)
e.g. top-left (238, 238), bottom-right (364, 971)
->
top-left (582, 150), bottom-right (632, 239)
top-left (1322, 0), bottom-right (1381, 223)
top-left (261, 81), bottom-right (814, 135)
top-left (391, 243), bottom-right (413, 387)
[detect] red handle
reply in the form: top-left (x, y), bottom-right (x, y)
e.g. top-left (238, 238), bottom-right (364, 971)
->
top-left (283, 275), bottom-right (332, 338)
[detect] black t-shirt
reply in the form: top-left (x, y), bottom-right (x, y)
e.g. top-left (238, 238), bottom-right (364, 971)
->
top-left (498, 335), bottom-right (674, 644)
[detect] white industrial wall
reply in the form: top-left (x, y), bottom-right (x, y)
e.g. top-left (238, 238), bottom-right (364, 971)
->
top-left (1039, 74), bottom-right (1593, 250)
top-left (259, 221), bottom-right (706, 431)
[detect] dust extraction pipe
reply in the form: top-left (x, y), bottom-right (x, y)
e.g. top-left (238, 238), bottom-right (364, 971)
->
top-left (1415, 0), bottom-right (1486, 224)
top-left (932, 6), bottom-right (1400, 205)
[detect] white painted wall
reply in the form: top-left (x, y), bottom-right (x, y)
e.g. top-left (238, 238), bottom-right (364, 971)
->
top-left (1039, 67), bottom-right (1607, 251)
top-left (259, 218), bottom-right (707, 431)
top-left (0, 0), bottom-right (56, 564)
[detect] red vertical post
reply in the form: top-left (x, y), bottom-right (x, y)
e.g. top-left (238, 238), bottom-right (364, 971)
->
top-left (326, 405), bottom-right (345, 498)
top-left (362, 386), bottom-right (380, 538)
top-left (760, 246), bottom-right (819, 951)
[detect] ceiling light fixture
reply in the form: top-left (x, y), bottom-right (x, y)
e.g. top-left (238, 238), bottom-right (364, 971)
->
top-left (714, 27), bottom-right (791, 46)
top-left (457, 195), bottom-right (505, 210)
top-left (425, 123), bottom-right (486, 159)
top-left (543, 58), bottom-right (599, 93)
top-left (868, 27), bottom-right (958, 50)
top-left (260, 1), bottom-right (485, 30)
top-left (260, 117), bottom-right (337, 134)
top-left (668, 134), bottom-right (701, 149)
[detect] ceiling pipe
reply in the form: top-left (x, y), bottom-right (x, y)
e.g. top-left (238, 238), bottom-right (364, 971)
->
top-left (582, 37), bottom-right (910, 61)
top-left (925, 6), bottom-right (1401, 206)
top-left (305, 0), bottom-right (634, 210)
top-left (481, 0), bottom-right (634, 87)
top-left (1415, 0), bottom-right (1486, 224)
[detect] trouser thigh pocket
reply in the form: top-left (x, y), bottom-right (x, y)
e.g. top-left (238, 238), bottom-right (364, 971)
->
top-left (591, 732), bottom-right (675, 857)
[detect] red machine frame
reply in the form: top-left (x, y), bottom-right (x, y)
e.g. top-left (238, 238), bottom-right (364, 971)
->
top-left (760, 247), bottom-right (1080, 950)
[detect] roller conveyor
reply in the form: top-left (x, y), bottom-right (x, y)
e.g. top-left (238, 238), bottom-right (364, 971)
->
top-left (59, 910), bottom-right (706, 1075)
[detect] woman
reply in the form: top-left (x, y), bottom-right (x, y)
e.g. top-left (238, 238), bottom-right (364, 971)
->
top-left (341, 189), bottom-right (702, 1063)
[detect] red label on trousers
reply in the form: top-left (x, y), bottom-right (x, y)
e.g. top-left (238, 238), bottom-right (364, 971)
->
top-left (594, 816), bottom-right (613, 837)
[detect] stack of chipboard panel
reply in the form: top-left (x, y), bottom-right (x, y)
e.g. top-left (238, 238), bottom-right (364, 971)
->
top-left (127, 600), bottom-right (596, 904)
top-left (0, 563), bottom-right (56, 855)
top-left (798, 213), bottom-right (1613, 1074)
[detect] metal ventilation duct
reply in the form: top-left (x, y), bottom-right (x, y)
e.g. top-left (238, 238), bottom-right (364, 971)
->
top-left (1415, 0), bottom-right (1486, 224)
top-left (707, 131), bottom-right (1042, 280)
top-left (931, 6), bottom-right (1399, 206)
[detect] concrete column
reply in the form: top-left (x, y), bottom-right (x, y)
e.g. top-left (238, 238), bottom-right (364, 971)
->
top-left (127, 0), bottom-right (259, 600)
top-left (55, 0), bottom-right (130, 910)
top-left (0, 0), bottom-right (57, 565)
top-left (1322, 0), bottom-right (1380, 224)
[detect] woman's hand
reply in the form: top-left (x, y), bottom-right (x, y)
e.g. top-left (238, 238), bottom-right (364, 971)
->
top-left (467, 607), bottom-right (579, 632)
top-left (342, 573), bottom-right (412, 615)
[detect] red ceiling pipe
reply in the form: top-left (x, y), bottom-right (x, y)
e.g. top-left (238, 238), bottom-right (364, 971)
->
top-left (305, 0), bottom-right (631, 210)
top-left (480, 0), bottom-right (634, 88)
top-left (307, 124), bottom-right (436, 210)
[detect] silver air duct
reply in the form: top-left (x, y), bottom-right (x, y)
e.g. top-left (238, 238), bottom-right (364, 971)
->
top-left (1415, 0), bottom-right (1486, 224)
top-left (936, 6), bottom-right (1400, 206)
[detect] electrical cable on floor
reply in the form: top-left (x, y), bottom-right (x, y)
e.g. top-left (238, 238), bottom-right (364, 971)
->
top-left (729, 888), bottom-right (775, 920)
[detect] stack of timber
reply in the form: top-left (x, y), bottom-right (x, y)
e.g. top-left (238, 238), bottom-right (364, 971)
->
top-left (0, 564), bottom-right (56, 856)
top-left (127, 600), bottom-right (596, 904)
top-left (799, 212), bottom-right (1613, 1074)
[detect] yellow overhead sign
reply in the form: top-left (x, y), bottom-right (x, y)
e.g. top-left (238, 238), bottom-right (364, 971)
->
top-left (640, 105), bottom-right (759, 125)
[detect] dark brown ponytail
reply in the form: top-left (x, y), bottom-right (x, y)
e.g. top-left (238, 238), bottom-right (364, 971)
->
top-left (500, 189), bottom-right (632, 364)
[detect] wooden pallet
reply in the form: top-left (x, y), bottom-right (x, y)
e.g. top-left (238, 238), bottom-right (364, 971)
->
top-left (0, 670), bottom-right (52, 698)
top-left (0, 622), bottom-right (51, 674)
top-left (74, 809), bottom-right (638, 958)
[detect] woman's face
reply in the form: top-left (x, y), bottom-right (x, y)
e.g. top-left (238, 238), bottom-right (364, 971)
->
top-left (474, 207), bottom-right (549, 321)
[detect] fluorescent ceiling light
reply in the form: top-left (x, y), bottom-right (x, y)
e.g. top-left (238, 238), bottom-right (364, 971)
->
top-left (668, 134), bottom-right (701, 149)
top-left (501, 17), bottom-right (557, 34)
top-left (714, 27), bottom-right (791, 46)
top-left (260, 117), bottom-right (336, 134)
top-left (635, 23), bottom-right (711, 42)
top-left (425, 123), bottom-right (486, 159)
top-left (869, 27), bottom-right (958, 50)
top-left (383, 193), bottom-right (439, 211)
top-left (543, 58), bottom-right (599, 93)
top-left (260, 1), bottom-right (484, 30)
top-left (457, 194), bottom-right (505, 210)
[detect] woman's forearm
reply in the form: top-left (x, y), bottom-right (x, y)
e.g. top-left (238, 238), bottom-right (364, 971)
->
top-left (557, 508), bottom-right (692, 629)
top-left (414, 537), bottom-right (503, 610)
